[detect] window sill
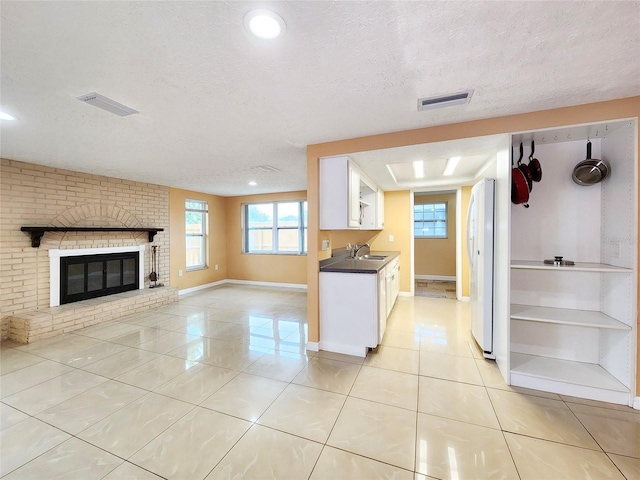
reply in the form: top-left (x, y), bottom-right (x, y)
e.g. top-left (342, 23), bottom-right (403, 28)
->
top-left (186, 266), bottom-right (208, 272)
top-left (243, 252), bottom-right (307, 256)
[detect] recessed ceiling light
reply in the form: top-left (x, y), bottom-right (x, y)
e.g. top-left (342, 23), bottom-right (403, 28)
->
top-left (248, 181), bottom-right (257, 186)
top-left (413, 160), bottom-right (425, 179)
top-left (244, 10), bottom-right (286, 39)
top-left (443, 156), bottom-right (461, 176)
top-left (0, 111), bottom-right (16, 121)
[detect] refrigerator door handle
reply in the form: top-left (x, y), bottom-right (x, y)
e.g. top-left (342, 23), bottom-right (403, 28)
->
top-left (466, 193), bottom-right (476, 269)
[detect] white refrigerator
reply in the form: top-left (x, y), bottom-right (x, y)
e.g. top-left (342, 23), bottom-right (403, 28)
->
top-left (467, 178), bottom-right (495, 359)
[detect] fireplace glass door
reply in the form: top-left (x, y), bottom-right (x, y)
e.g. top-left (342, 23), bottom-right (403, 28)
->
top-left (60, 252), bottom-right (139, 304)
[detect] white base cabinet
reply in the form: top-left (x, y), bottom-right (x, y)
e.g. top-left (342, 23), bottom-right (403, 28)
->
top-left (319, 272), bottom-right (378, 357)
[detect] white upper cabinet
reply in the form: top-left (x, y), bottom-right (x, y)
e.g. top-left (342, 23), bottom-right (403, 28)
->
top-left (319, 155), bottom-right (384, 230)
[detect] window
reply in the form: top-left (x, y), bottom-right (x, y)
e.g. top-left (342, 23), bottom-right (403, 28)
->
top-left (414, 202), bottom-right (447, 238)
top-left (244, 201), bottom-right (307, 254)
top-left (185, 199), bottom-right (207, 270)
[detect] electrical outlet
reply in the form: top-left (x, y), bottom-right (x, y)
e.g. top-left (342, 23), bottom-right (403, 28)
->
top-left (178, 269), bottom-right (183, 277)
top-left (322, 240), bottom-right (330, 251)
top-left (389, 235), bottom-right (394, 242)
top-left (215, 264), bottom-right (219, 270)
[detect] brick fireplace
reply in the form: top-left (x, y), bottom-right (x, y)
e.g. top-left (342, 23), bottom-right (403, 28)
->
top-left (0, 158), bottom-right (177, 343)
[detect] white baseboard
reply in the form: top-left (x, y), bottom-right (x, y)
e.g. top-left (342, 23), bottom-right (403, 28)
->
top-left (179, 280), bottom-right (227, 296)
top-left (398, 291), bottom-right (411, 297)
top-left (415, 275), bottom-right (456, 281)
top-left (458, 296), bottom-right (470, 302)
top-left (305, 342), bottom-right (319, 352)
top-left (225, 279), bottom-right (307, 290)
top-left (318, 341), bottom-right (367, 358)
top-left (633, 396), bottom-right (640, 410)
top-left (179, 278), bottom-right (307, 296)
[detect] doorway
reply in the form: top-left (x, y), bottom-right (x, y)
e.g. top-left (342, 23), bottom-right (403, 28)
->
top-left (413, 191), bottom-right (457, 298)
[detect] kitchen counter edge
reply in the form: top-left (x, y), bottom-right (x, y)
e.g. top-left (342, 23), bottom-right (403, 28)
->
top-left (319, 251), bottom-right (400, 274)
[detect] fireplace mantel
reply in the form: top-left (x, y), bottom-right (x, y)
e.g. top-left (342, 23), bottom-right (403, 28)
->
top-left (21, 226), bottom-right (164, 247)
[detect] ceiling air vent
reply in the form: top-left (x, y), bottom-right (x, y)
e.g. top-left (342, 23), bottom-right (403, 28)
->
top-left (417, 90), bottom-right (473, 111)
top-left (77, 92), bottom-right (139, 116)
top-left (254, 165), bottom-right (280, 173)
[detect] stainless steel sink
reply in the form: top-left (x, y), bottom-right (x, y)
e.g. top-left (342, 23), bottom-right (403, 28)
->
top-left (357, 255), bottom-right (387, 261)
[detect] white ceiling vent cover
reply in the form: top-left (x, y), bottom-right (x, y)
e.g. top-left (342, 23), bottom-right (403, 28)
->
top-left (77, 92), bottom-right (139, 116)
top-left (418, 90), bottom-right (474, 111)
top-left (254, 165), bottom-right (280, 173)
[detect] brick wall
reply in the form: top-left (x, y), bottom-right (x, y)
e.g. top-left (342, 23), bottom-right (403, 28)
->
top-left (0, 159), bottom-right (170, 339)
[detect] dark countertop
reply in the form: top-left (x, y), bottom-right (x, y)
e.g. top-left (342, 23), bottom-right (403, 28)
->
top-left (319, 251), bottom-right (400, 274)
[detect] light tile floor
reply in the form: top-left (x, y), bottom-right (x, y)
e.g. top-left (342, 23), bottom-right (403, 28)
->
top-left (1, 284), bottom-right (639, 479)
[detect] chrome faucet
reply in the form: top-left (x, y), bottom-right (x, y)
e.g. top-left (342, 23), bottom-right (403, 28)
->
top-left (353, 243), bottom-right (370, 258)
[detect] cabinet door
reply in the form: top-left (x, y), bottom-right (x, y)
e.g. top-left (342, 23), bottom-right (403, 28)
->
top-left (376, 188), bottom-right (385, 229)
top-left (378, 269), bottom-right (387, 343)
top-left (348, 165), bottom-right (361, 228)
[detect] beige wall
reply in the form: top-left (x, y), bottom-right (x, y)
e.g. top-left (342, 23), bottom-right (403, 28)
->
top-left (169, 188), bottom-right (227, 291)
top-left (225, 191), bottom-right (307, 285)
top-left (369, 191), bottom-right (412, 292)
top-left (0, 159), bottom-right (170, 340)
top-left (307, 96), bottom-right (640, 394)
top-left (460, 186), bottom-right (472, 298)
top-left (414, 192), bottom-right (456, 277)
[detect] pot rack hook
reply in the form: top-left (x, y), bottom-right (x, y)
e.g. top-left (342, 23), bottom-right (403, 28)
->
top-left (530, 140), bottom-right (535, 159)
top-left (518, 142), bottom-right (523, 164)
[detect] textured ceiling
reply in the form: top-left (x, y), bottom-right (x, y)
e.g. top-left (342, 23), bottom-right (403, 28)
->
top-left (1, 1), bottom-right (639, 196)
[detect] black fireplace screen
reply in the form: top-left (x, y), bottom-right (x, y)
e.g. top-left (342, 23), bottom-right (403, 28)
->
top-left (60, 252), bottom-right (139, 304)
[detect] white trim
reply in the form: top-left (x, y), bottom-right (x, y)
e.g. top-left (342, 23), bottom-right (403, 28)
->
top-left (415, 275), bottom-right (456, 281)
top-left (458, 296), bottom-right (471, 302)
top-left (49, 245), bottom-right (145, 307)
top-left (318, 341), bottom-right (367, 358)
top-left (179, 278), bottom-right (308, 296)
top-left (179, 280), bottom-right (227, 296)
top-left (225, 279), bottom-right (307, 290)
top-left (305, 342), bottom-right (319, 352)
top-left (398, 291), bottom-right (412, 297)
top-left (633, 396), bottom-right (640, 410)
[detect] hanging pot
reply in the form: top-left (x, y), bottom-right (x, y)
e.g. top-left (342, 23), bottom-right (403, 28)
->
top-left (528, 140), bottom-right (542, 182)
top-left (512, 143), bottom-right (530, 208)
top-left (517, 144), bottom-right (533, 191)
top-left (572, 140), bottom-right (610, 186)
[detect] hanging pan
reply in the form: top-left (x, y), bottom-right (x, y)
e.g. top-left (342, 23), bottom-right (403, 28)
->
top-left (528, 140), bottom-right (542, 182)
top-left (512, 142), bottom-right (529, 208)
top-left (572, 140), bottom-right (610, 186)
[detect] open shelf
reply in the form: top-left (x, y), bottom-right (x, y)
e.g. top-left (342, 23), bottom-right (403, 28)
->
top-left (510, 304), bottom-right (630, 330)
top-left (510, 353), bottom-right (629, 393)
top-left (511, 260), bottom-right (632, 273)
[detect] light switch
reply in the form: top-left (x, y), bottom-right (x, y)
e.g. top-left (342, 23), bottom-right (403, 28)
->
top-left (179, 269), bottom-right (183, 277)
top-left (322, 240), bottom-right (330, 251)
top-left (389, 235), bottom-right (394, 242)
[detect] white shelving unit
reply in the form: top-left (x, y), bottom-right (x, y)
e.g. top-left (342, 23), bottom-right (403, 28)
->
top-left (511, 260), bottom-right (633, 273)
top-left (510, 304), bottom-right (630, 330)
top-left (508, 120), bottom-right (637, 406)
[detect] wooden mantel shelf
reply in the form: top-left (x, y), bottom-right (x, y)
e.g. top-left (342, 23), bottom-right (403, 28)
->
top-left (21, 227), bottom-right (164, 247)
